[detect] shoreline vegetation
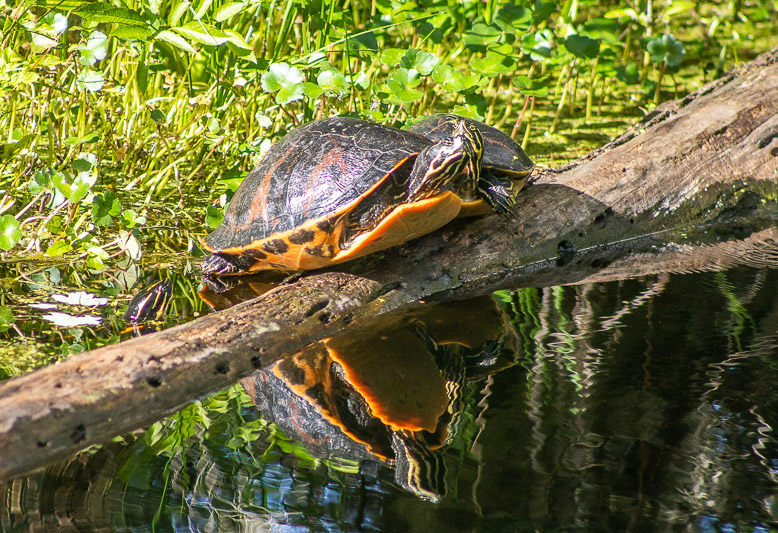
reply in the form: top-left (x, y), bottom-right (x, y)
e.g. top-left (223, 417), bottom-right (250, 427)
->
top-left (0, 1), bottom-right (777, 369)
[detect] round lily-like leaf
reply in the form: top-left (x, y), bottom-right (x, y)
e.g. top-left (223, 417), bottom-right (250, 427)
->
top-left (77, 69), bottom-right (105, 92)
top-left (616, 63), bottom-right (640, 85)
top-left (647, 33), bottom-right (686, 67)
top-left (520, 30), bottom-right (554, 61)
top-left (471, 51), bottom-right (513, 76)
top-left (494, 3), bottom-right (531, 34)
top-left (432, 64), bottom-right (465, 93)
top-left (0, 215), bottom-right (22, 251)
top-left (513, 75), bottom-right (549, 97)
top-left (380, 48), bottom-right (405, 66)
top-left (464, 22), bottom-right (502, 51)
top-left (261, 62), bottom-right (305, 105)
top-left (317, 69), bottom-right (349, 96)
top-left (205, 205), bottom-right (224, 229)
top-left (78, 30), bottom-right (108, 66)
top-left (400, 49), bottom-right (439, 76)
top-left (564, 34), bottom-right (600, 59)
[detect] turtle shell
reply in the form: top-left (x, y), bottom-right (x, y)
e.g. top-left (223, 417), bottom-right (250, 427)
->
top-left (203, 117), bottom-right (473, 274)
top-left (241, 314), bottom-right (463, 502)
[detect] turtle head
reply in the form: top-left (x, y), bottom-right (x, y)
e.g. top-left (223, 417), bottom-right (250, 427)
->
top-left (407, 119), bottom-right (483, 202)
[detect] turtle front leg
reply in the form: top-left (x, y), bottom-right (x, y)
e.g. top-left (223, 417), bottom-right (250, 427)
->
top-left (476, 170), bottom-right (529, 219)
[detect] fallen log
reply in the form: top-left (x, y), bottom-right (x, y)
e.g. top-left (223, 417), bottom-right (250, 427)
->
top-left (1, 47), bottom-right (777, 482)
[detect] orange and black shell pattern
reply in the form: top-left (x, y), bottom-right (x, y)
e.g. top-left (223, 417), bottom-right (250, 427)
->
top-left (203, 117), bottom-right (455, 275)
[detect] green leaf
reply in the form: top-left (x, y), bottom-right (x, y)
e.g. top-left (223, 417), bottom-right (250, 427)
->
top-left (169, 0), bottom-right (190, 26)
top-left (123, 209), bottom-right (146, 228)
top-left (136, 47), bottom-right (148, 94)
top-left (397, 67), bottom-right (422, 88)
top-left (520, 30), bottom-right (553, 61)
top-left (471, 52), bottom-right (513, 76)
top-left (155, 30), bottom-right (197, 54)
top-left (86, 246), bottom-right (110, 270)
top-left (464, 22), bottom-right (502, 50)
top-left (0, 306), bottom-right (14, 333)
top-left (616, 63), bottom-right (640, 85)
top-left (76, 2), bottom-right (147, 26)
top-left (564, 34), bottom-right (600, 59)
top-left (46, 239), bottom-right (73, 257)
top-left (380, 48), bottom-right (405, 66)
top-left (513, 75), bottom-right (549, 97)
top-left (317, 70), bottom-right (348, 96)
top-left (78, 30), bottom-right (108, 66)
top-left (303, 82), bottom-right (323, 99)
top-left (76, 69), bottom-right (105, 92)
top-left (432, 64), bottom-right (465, 93)
top-left (120, 230), bottom-right (142, 260)
top-left (663, 1), bottom-right (695, 18)
top-left (261, 63), bottom-right (305, 104)
top-left (214, 1), bottom-right (246, 21)
top-left (195, 0), bottom-right (216, 19)
top-left (400, 49), bottom-right (439, 76)
top-left (111, 25), bottom-right (154, 41)
top-left (494, 3), bottom-right (531, 34)
top-left (205, 205), bottom-right (223, 229)
top-left (222, 29), bottom-right (251, 50)
top-left (172, 22), bottom-right (229, 46)
top-left (647, 33), bottom-right (686, 67)
top-left (0, 215), bottom-right (22, 250)
top-left (92, 192), bottom-right (122, 227)
top-left (604, 7), bottom-right (638, 21)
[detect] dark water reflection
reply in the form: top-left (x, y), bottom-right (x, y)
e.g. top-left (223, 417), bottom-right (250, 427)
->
top-left (3, 267), bottom-right (778, 531)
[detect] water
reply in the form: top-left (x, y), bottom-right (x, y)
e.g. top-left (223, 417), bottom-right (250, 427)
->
top-left (3, 264), bottom-right (778, 531)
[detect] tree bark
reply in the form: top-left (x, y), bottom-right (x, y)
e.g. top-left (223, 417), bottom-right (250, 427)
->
top-left (1, 48), bottom-right (777, 482)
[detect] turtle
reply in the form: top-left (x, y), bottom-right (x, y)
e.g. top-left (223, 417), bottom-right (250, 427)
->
top-left (242, 314), bottom-right (468, 503)
top-left (124, 279), bottom-right (172, 323)
top-left (241, 297), bottom-right (522, 502)
top-left (202, 116), bottom-right (486, 276)
top-left (407, 114), bottom-right (534, 217)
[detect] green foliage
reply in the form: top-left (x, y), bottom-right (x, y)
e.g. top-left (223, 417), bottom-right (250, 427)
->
top-left (0, 306), bottom-right (14, 333)
top-left (647, 33), bottom-right (686, 67)
top-left (0, 0), bottom-right (774, 277)
top-left (0, 215), bottom-right (22, 250)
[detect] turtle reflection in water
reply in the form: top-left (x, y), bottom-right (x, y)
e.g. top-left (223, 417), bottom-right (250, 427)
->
top-left (241, 298), bottom-right (518, 502)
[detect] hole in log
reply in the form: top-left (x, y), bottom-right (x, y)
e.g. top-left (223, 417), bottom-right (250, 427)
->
top-left (305, 300), bottom-right (329, 318)
top-left (591, 258), bottom-right (610, 268)
top-left (147, 376), bottom-right (162, 387)
top-left (54, 382), bottom-right (62, 389)
top-left (37, 441), bottom-right (48, 448)
top-left (215, 361), bottom-right (230, 374)
top-left (771, 147), bottom-right (778, 157)
top-left (318, 312), bottom-right (333, 324)
top-left (757, 131), bottom-right (778, 149)
top-left (251, 356), bottom-right (262, 368)
top-left (71, 425), bottom-right (86, 444)
top-left (594, 207), bottom-right (614, 225)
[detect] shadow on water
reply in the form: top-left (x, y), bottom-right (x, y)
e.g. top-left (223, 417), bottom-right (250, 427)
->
top-left (3, 258), bottom-right (778, 530)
